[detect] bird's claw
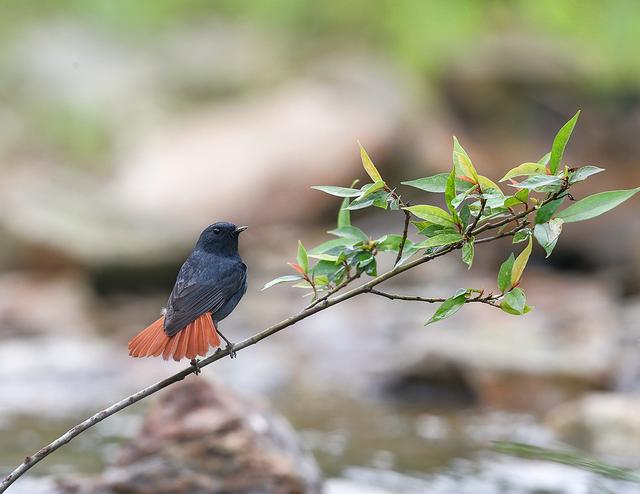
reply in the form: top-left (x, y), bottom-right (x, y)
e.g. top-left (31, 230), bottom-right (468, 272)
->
top-left (190, 358), bottom-right (201, 375)
top-left (226, 344), bottom-right (237, 359)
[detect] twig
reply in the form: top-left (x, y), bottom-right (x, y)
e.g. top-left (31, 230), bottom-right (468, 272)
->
top-left (304, 270), bottom-right (362, 310)
top-left (466, 197), bottom-right (487, 236)
top-left (367, 288), bottom-right (501, 306)
top-left (0, 241), bottom-right (459, 492)
top-left (0, 185), bottom-right (567, 492)
top-left (394, 209), bottom-right (412, 266)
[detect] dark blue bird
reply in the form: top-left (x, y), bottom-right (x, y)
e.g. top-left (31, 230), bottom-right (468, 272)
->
top-left (128, 222), bottom-right (247, 362)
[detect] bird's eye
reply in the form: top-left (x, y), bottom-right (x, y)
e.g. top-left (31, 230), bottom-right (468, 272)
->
top-left (213, 228), bottom-right (221, 234)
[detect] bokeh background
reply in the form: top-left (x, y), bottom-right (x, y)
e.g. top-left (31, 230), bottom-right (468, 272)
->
top-left (2, 1), bottom-right (640, 492)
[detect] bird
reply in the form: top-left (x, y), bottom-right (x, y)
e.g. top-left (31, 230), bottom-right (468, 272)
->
top-left (128, 222), bottom-right (248, 367)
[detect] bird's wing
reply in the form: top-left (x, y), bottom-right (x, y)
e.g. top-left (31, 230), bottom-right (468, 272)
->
top-left (164, 264), bottom-right (246, 336)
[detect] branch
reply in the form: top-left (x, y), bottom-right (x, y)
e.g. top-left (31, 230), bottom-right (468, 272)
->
top-left (394, 209), bottom-right (411, 266)
top-left (367, 288), bottom-right (501, 306)
top-left (0, 241), bottom-right (458, 492)
top-left (0, 185), bottom-right (566, 492)
top-left (465, 196), bottom-right (486, 236)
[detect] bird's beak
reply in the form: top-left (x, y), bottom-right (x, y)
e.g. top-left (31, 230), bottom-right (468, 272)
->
top-left (235, 225), bottom-right (248, 234)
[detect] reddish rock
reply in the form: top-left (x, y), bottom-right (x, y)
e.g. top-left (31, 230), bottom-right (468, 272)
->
top-left (59, 379), bottom-right (321, 494)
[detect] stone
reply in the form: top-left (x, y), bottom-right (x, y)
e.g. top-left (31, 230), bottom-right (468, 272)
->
top-left (546, 392), bottom-right (640, 460)
top-left (0, 273), bottom-right (96, 339)
top-left (382, 272), bottom-right (620, 410)
top-left (58, 379), bottom-right (322, 494)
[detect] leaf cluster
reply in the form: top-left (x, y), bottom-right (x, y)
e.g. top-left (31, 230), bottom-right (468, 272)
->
top-left (265, 111), bottom-right (639, 324)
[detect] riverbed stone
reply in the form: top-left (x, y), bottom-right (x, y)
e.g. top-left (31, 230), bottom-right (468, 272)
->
top-left (58, 379), bottom-right (322, 494)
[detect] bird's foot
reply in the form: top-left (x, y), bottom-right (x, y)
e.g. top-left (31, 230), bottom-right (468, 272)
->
top-left (190, 358), bottom-right (201, 375)
top-left (225, 343), bottom-right (237, 359)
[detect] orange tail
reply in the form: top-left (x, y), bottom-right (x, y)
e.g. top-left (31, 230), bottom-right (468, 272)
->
top-left (128, 313), bottom-right (221, 361)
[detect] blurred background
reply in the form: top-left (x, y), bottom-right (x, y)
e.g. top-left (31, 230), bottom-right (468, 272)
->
top-left (2, 1), bottom-right (640, 492)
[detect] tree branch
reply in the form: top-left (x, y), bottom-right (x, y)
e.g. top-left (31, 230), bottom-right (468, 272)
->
top-left (0, 241), bottom-right (458, 492)
top-left (0, 184), bottom-right (568, 492)
top-left (367, 288), bottom-right (501, 306)
top-left (394, 209), bottom-right (412, 266)
top-left (465, 197), bottom-right (487, 236)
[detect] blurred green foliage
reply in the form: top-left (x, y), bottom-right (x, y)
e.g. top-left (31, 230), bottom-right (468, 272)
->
top-left (2, 0), bottom-right (640, 84)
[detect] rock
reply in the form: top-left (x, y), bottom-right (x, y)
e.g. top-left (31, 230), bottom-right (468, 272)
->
top-left (0, 335), bottom-right (155, 418)
top-left (381, 272), bottom-right (620, 410)
top-left (112, 75), bottom-right (405, 232)
top-left (546, 392), bottom-right (640, 461)
top-left (614, 297), bottom-right (640, 393)
top-left (0, 73), bottom-right (405, 267)
top-left (58, 379), bottom-right (322, 494)
top-left (330, 461), bottom-right (640, 494)
top-left (0, 273), bottom-right (96, 339)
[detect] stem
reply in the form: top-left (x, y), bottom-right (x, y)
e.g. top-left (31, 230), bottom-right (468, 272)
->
top-left (466, 197), bottom-right (487, 236)
top-left (0, 185), bottom-right (568, 492)
top-left (367, 288), bottom-right (501, 306)
top-left (0, 242), bottom-right (457, 492)
top-left (394, 209), bottom-right (412, 266)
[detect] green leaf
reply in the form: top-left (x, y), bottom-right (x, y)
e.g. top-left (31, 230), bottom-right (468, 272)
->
top-left (308, 253), bottom-right (340, 262)
top-left (462, 239), bottom-right (474, 269)
top-left (445, 168), bottom-right (457, 214)
top-left (337, 197), bottom-right (351, 228)
top-left (347, 190), bottom-right (389, 210)
top-left (569, 165), bottom-right (605, 184)
top-left (413, 222), bottom-right (458, 237)
top-left (445, 168), bottom-right (462, 226)
top-left (328, 226), bottom-right (369, 242)
top-left (512, 228), bottom-right (531, 244)
top-left (549, 111), bottom-right (580, 174)
top-left (556, 188), bottom-right (640, 223)
top-left (376, 234), bottom-right (406, 252)
top-left (498, 253), bottom-right (515, 292)
top-left (500, 162), bottom-right (547, 182)
top-left (309, 238), bottom-right (355, 255)
top-left (511, 237), bottom-right (532, 287)
top-left (535, 197), bottom-right (564, 224)
top-left (500, 287), bottom-right (529, 315)
top-left (415, 233), bottom-right (463, 249)
top-left (313, 275), bottom-right (330, 286)
top-left (510, 175), bottom-right (563, 191)
top-left (404, 205), bottom-right (456, 227)
top-left (503, 189), bottom-right (530, 208)
top-left (453, 137), bottom-right (479, 183)
top-left (402, 173), bottom-right (450, 193)
top-left (262, 275), bottom-right (302, 290)
top-left (311, 185), bottom-right (361, 197)
top-left (358, 141), bottom-right (383, 183)
top-left (396, 243), bottom-right (421, 265)
top-left (538, 152), bottom-right (551, 166)
top-left (297, 241), bottom-right (308, 273)
top-left (358, 180), bottom-right (386, 200)
top-left (426, 292), bottom-right (468, 325)
top-left (534, 218), bottom-right (564, 257)
top-left (311, 260), bottom-right (346, 283)
top-left (477, 175), bottom-right (503, 195)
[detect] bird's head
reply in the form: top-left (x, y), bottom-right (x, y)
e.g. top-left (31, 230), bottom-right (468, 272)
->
top-left (196, 222), bottom-right (247, 254)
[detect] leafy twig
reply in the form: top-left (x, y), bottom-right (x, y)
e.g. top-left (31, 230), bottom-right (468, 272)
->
top-left (367, 288), bottom-right (501, 306)
top-left (394, 209), bottom-right (412, 265)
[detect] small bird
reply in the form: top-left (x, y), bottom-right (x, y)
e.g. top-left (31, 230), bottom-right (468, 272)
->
top-left (128, 222), bottom-right (247, 365)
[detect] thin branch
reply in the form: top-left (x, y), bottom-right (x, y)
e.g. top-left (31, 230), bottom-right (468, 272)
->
top-left (367, 288), bottom-right (501, 306)
top-left (394, 209), bottom-right (412, 266)
top-left (475, 224), bottom-right (525, 244)
top-left (304, 270), bottom-right (362, 310)
top-left (0, 184), bottom-right (567, 492)
top-left (0, 241), bottom-right (458, 492)
top-left (465, 197), bottom-right (487, 236)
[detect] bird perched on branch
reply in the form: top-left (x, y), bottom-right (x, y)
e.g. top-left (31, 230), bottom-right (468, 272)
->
top-left (128, 222), bottom-right (247, 367)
